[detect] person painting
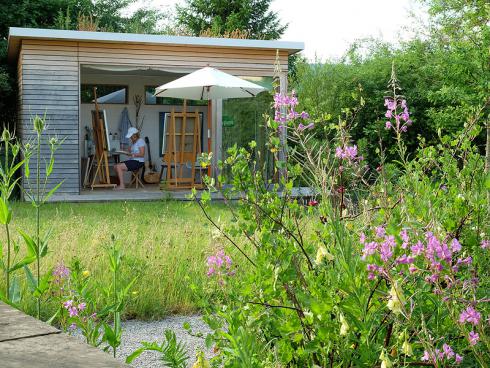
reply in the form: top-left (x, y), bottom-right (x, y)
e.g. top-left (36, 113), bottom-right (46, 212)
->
top-left (115, 127), bottom-right (145, 190)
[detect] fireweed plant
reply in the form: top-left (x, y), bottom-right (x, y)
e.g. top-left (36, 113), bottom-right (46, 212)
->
top-left (194, 72), bottom-right (489, 366)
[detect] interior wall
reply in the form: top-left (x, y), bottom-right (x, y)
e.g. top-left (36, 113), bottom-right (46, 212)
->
top-left (79, 73), bottom-right (209, 181)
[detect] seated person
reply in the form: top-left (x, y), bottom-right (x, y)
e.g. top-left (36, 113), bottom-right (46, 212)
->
top-left (115, 127), bottom-right (145, 190)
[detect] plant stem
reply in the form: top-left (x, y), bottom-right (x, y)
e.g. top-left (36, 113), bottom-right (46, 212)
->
top-left (36, 131), bottom-right (41, 319)
top-left (5, 223), bottom-right (10, 300)
top-left (4, 139), bottom-right (9, 300)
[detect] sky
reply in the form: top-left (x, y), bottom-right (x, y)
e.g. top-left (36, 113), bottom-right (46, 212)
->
top-left (129, 0), bottom-right (427, 61)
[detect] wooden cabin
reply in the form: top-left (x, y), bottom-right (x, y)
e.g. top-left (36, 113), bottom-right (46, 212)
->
top-left (7, 27), bottom-right (303, 200)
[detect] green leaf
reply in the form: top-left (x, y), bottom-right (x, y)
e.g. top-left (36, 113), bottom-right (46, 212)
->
top-left (19, 230), bottom-right (37, 257)
top-left (8, 255), bottom-right (36, 273)
top-left (125, 347), bottom-right (147, 363)
top-left (0, 197), bottom-right (11, 225)
top-left (23, 265), bottom-right (37, 292)
top-left (42, 180), bottom-right (64, 203)
top-left (33, 270), bottom-right (52, 298)
top-left (8, 276), bottom-right (21, 304)
top-left (46, 156), bottom-right (55, 177)
top-left (46, 308), bottom-right (60, 325)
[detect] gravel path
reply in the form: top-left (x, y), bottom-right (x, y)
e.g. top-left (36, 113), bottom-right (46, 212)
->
top-left (71, 315), bottom-right (213, 368)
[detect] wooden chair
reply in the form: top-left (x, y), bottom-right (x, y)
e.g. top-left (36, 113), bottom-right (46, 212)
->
top-left (129, 167), bottom-right (145, 188)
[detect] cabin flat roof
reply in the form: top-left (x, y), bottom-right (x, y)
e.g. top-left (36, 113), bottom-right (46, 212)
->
top-left (7, 27), bottom-right (304, 62)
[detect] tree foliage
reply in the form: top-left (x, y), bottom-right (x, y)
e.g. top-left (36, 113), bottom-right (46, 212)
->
top-left (292, 0), bottom-right (490, 166)
top-left (0, 0), bottom-right (164, 126)
top-left (176, 0), bottom-right (287, 40)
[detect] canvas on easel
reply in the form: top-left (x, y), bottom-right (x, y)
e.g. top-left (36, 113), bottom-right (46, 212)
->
top-left (162, 104), bottom-right (201, 189)
top-left (90, 87), bottom-right (116, 189)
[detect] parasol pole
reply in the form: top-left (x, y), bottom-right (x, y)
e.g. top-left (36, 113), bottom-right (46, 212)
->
top-left (207, 100), bottom-right (212, 177)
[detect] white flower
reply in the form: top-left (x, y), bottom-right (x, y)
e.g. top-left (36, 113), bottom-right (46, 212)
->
top-left (387, 280), bottom-right (405, 315)
top-left (315, 246), bottom-right (334, 264)
top-left (339, 313), bottom-right (349, 336)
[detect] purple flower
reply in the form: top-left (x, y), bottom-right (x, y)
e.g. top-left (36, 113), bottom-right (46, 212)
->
top-left (442, 343), bottom-right (454, 359)
top-left (385, 121), bottom-right (392, 129)
top-left (362, 242), bottom-right (377, 259)
top-left (379, 242), bottom-right (393, 262)
top-left (297, 122), bottom-right (314, 131)
top-left (68, 306), bottom-right (78, 317)
top-left (468, 331), bottom-right (479, 346)
top-left (481, 240), bottom-right (490, 249)
top-left (451, 239), bottom-right (462, 252)
top-left (207, 267), bottom-right (215, 277)
top-left (400, 229), bottom-right (409, 243)
top-left (53, 263), bottom-right (70, 283)
top-left (459, 306), bottom-right (481, 325)
top-left (78, 303), bottom-right (86, 311)
top-left (359, 232), bottom-right (366, 244)
top-left (300, 111), bottom-right (309, 119)
top-left (63, 300), bottom-right (73, 309)
top-left (455, 354), bottom-right (463, 364)
top-left (375, 226), bottom-right (386, 238)
top-left (335, 145), bottom-right (359, 161)
top-left (421, 351), bottom-right (433, 363)
top-left (69, 323), bottom-right (77, 330)
top-left (411, 241), bottom-right (424, 256)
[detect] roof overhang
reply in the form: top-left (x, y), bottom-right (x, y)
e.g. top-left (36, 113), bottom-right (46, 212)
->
top-left (7, 27), bottom-right (304, 63)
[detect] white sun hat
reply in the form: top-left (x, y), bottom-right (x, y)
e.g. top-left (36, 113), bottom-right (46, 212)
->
top-left (125, 127), bottom-right (139, 139)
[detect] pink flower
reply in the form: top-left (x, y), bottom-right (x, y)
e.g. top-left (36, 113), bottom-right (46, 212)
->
top-left (451, 238), bottom-right (462, 252)
top-left (411, 241), bottom-right (424, 256)
top-left (468, 331), bottom-right (479, 346)
top-left (481, 240), bottom-right (490, 249)
top-left (400, 229), bottom-right (409, 243)
top-left (385, 121), bottom-right (392, 129)
top-left (207, 267), bottom-right (215, 277)
top-left (300, 111), bottom-right (310, 119)
top-left (78, 303), bottom-right (86, 311)
top-left (362, 242), bottom-right (377, 259)
top-left (455, 354), bottom-right (463, 364)
top-left (359, 232), bottom-right (366, 244)
top-left (308, 200), bottom-right (318, 207)
top-left (63, 300), bottom-right (73, 309)
top-left (68, 306), bottom-right (78, 317)
top-left (421, 351), bottom-right (433, 363)
top-left (375, 226), bottom-right (386, 238)
top-left (53, 263), bottom-right (70, 281)
top-left (459, 306), bottom-right (481, 325)
top-left (442, 343), bottom-right (454, 359)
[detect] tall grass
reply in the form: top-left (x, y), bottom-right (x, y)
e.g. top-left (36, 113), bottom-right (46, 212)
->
top-left (0, 200), bottom-right (229, 320)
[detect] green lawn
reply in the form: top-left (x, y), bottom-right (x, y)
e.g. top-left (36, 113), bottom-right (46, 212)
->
top-left (1, 200), bottom-right (230, 320)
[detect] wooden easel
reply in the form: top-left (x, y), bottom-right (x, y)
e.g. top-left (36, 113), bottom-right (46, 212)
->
top-left (90, 87), bottom-right (116, 189)
top-left (163, 101), bottom-right (201, 189)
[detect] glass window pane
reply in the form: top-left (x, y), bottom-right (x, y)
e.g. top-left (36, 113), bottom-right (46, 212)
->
top-left (222, 89), bottom-right (274, 179)
top-left (81, 85), bottom-right (127, 104)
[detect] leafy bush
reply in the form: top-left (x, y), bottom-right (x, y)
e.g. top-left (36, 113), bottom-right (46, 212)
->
top-left (195, 77), bottom-right (489, 366)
